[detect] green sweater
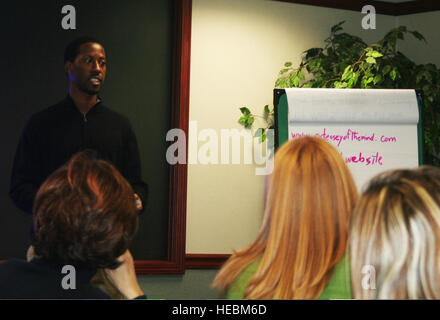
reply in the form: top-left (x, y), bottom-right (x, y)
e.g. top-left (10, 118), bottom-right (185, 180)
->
top-left (226, 255), bottom-right (352, 299)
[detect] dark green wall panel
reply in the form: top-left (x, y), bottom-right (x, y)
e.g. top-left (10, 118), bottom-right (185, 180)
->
top-left (0, 0), bottom-right (173, 260)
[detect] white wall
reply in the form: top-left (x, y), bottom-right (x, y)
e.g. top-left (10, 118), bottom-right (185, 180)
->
top-left (186, 0), bottom-right (438, 254)
top-left (397, 11), bottom-right (440, 66)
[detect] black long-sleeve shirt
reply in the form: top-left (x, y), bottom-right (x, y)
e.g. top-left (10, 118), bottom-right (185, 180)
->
top-left (10, 95), bottom-right (148, 214)
top-left (0, 258), bottom-right (147, 299)
top-left (0, 258), bottom-right (109, 299)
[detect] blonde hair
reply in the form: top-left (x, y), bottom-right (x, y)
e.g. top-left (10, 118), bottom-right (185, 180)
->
top-left (350, 166), bottom-right (440, 299)
top-left (212, 136), bottom-right (358, 299)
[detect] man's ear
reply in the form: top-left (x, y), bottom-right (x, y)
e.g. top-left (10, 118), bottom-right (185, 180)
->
top-left (64, 61), bottom-right (73, 78)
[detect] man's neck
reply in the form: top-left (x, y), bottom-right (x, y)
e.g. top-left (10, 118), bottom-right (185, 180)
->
top-left (69, 86), bottom-right (99, 115)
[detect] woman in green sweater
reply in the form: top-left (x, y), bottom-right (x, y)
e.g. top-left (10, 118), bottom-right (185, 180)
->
top-left (212, 136), bottom-right (358, 299)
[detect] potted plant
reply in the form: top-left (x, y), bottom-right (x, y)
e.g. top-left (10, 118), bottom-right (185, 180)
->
top-left (239, 21), bottom-right (440, 166)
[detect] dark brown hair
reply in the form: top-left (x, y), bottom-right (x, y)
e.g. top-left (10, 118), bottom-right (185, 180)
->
top-left (32, 151), bottom-right (138, 269)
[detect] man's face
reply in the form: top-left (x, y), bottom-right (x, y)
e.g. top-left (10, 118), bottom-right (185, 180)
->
top-left (66, 42), bottom-right (107, 95)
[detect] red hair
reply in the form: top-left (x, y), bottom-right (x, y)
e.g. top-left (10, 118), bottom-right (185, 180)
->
top-left (32, 151), bottom-right (138, 269)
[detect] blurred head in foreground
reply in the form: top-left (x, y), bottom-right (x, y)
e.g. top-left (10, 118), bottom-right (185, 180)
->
top-left (213, 136), bottom-right (358, 299)
top-left (350, 166), bottom-right (440, 299)
top-left (32, 151), bottom-right (138, 269)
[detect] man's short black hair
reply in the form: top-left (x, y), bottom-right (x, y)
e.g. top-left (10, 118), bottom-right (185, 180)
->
top-left (64, 36), bottom-right (103, 64)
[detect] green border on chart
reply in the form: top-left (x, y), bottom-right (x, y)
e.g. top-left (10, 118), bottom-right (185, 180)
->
top-left (276, 93), bottom-right (289, 149)
top-left (416, 91), bottom-right (424, 166)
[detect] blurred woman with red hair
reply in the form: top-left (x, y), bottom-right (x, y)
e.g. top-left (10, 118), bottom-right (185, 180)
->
top-left (212, 136), bottom-right (358, 299)
top-left (0, 151), bottom-right (144, 299)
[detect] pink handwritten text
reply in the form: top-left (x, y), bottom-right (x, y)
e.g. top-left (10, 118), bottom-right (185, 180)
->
top-left (291, 129), bottom-right (397, 147)
top-left (344, 152), bottom-right (383, 166)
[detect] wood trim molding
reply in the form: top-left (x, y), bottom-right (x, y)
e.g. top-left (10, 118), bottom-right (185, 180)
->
top-left (134, 0), bottom-right (192, 275)
top-left (185, 254), bottom-right (231, 269)
top-left (274, 0), bottom-right (396, 15)
top-left (396, 1), bottom-right (440, 16)
top-left (273, 0), bottom-right (440, 16)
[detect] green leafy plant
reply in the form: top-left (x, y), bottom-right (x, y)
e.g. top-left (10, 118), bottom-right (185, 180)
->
top-left (238, 105), bottom-right (273, 142)
top-left (239, 21), bottom-right (440, 165)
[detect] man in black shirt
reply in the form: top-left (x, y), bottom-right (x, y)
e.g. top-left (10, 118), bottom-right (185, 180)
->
top-left (10, 36), bottom-right (148, 214)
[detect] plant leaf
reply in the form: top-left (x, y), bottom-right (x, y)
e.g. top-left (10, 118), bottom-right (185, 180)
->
top-left (304, 48), bottom-right (323, 60)
top-left (275, 78), bottom-right (283, 87)
top-left (264, 105), bottom-right (270, 114)
top-left (341, 66), bottom-right (352, 81)
top-left (245, 116), bottom-right (255, 128)
top-left (373, 74), bottom-right (382, 85)
top-left (411, 31), bottom-right (426, 42)
top-left (382, 65), bottom-right (392, 75)
top-left (254, 128), bottom-right (264, 137)
top-left (390, 69), bottom-right (397, 81)
top-left (331, 21), bottom-right (345, 33)
top-left (240, 107), bottom-right (251, 116)
top-left (366, 57), bottom-right (376, 64)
